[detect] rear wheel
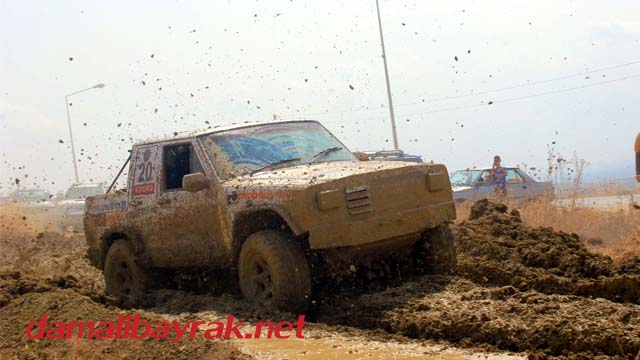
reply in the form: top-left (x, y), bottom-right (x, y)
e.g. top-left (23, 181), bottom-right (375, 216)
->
top-left (239, 230), bottom-right (311, 313)
top-left (414, 224), bottom-right (457, 274)
top-left (104, 240), bottom-right (152, 307)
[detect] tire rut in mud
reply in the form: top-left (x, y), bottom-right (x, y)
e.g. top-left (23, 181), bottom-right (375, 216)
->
top-left (316, 276), bottom-right (639, 358)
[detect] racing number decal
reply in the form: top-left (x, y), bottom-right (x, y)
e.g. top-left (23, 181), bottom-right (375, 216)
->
top-left (137, 162), bottom-right (153, 183)
top-left (132, 146), bottom-right (158, 195)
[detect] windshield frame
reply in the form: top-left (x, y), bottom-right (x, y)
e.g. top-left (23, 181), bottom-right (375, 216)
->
top-left (196, 120), bottom-right (356, 180)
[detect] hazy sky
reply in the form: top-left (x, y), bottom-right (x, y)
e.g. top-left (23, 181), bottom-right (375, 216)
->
top-left (1, 0), bottom-right (639, 194)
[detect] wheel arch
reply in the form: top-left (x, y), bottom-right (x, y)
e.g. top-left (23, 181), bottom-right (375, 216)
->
top-left (94, 225), bottom-right (148, 269)
top-left (231, 207), bottom-right (306, 262)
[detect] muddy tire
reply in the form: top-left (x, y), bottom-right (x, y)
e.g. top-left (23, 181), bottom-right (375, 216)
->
top-left (104, 240), bottom-right (152, 307)
top-left (415, 224), bottom-right (457, 274)
top-left (239, 230), bottom-right (311, 313)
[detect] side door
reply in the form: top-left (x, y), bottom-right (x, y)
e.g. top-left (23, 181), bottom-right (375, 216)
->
top-left (475, 170), bottom-right (495, 199)
top-left (507, 169), bottom-right (528, 199)
top-left (127, 144), bottom-right (161, 262)
top-left (154, 140), bottom-right (219, 267)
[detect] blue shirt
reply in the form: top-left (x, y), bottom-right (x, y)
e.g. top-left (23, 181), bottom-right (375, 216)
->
top-left (492, 166), bottom-right (507, 189)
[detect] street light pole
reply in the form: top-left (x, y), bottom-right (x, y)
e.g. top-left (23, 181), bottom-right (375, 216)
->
top-left (375, 0), bottom-right (399, 150)
top-left (64, 83), bottom-right (105, 184)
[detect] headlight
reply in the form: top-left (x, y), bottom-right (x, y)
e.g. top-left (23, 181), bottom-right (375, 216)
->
top-left (427, 172), bottom-right (447, 192)
top-left (316, 189), bottom-right (342, 210)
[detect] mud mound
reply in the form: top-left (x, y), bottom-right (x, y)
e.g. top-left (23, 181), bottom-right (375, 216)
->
top-left (318, 276), bottom-right (640, 358)
top-left (0, 272), bottom-right (251, 360)
top-left (456, 199), bottom-right (640, 303)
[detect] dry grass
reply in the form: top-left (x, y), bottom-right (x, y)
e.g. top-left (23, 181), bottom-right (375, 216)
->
top-left (456, 197), bottom-right (640, 261)
top-left (518, 199), bottom-right (640, 261)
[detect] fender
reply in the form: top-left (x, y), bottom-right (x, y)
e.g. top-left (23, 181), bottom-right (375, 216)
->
top-left (230, 205), bottom-right (305, 260)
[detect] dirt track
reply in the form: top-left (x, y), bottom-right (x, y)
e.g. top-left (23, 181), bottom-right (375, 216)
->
top-left (1, 201), bottom-right (639, 359)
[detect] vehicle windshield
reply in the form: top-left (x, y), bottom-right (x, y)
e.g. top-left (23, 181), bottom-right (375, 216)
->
top-left (65, 185), bottom-right (105, 198)
top-left (198, 121), bottom-right (355, 179)
top-left (13, 190), bottom-right (50, 202)
top-left (450, 170), bottom-right (482, 186)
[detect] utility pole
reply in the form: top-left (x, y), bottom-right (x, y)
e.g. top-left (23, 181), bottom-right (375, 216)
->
top-left (375, 0), bottom-right (399, 150)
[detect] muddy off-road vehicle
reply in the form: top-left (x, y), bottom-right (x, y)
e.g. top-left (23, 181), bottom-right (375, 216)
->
top-left (84, 120), bottom-right (456, 312)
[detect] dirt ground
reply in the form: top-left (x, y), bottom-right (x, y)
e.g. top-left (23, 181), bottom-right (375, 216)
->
top-left (1, 200), bottom-right (639, 359)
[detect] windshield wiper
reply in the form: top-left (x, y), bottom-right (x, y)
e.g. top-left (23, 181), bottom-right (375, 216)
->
top-left (249, 157), bottom-right (302, 175)
top-left (309, 147), bottom-right (343, 164)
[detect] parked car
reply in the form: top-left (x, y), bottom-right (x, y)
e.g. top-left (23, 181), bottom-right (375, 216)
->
top-left (10, 189), bottom-right (55, 209)
top-left (363, 149), bottom-right (423, 163)
top-left (84, 120), bottom-right (456, 312)
top-left (450, 167), bottom-right (553, 203)
top-left (56, 182), bottom-right (107, 229)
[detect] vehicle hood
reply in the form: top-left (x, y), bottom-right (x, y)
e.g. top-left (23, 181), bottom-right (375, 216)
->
top-left (224, 160), bottom-right (417, 188)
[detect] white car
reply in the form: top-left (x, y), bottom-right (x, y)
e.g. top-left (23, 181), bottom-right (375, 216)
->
top-left (10, 189), bottom-right (55, 209)
top-left (451, 167), bottom-right (553, 203)
top-left (56, 183), bottom-right (107, 229)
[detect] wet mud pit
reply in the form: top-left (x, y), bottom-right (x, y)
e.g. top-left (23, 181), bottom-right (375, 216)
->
top-left (316, 200), bottom-right (640, 358)
top-left (1, 200), bottom-right (639, 359)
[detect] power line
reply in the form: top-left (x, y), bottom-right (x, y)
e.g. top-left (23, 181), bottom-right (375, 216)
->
top-left (282, 72), bottom-right (640, 122)
top-left (398, 59), bottom-right (640, 107)
top-left (397, 73), bottom-right (640, 118)
top-left (277, 59), bottom-right (640, 119)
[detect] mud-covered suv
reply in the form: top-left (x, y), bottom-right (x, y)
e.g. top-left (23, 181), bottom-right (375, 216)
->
top-left (84, 120), bottom-right (456, 312)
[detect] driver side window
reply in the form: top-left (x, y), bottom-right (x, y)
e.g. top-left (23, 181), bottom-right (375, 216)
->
top-left (163, 143), bottom-right (203, 191)
top-left (478, 170), bottom-right (493, 186)
top-left (507, 169), bottom-right (525, 183)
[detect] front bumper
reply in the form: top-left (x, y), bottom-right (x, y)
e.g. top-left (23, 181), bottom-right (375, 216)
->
top-left (308, 200), bottom-right (456, 249)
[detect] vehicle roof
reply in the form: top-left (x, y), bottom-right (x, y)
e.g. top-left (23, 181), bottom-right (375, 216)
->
top-left (134, 119), bottom-right (321, 146)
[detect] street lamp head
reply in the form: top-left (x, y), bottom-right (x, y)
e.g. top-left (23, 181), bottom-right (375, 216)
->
top-left (93, 83), bottom-right (105, 89)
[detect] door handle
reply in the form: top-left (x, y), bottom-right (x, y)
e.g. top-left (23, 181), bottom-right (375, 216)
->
top-left (522, 186), bottom-right (527, 189)
top-left (158, 198), bottom-right (171, 205)
top-left (129, 200), bottom-right (142, 206)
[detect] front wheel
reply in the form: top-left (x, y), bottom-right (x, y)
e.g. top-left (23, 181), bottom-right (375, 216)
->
top-left (238, 230), bottom-right (311, 313)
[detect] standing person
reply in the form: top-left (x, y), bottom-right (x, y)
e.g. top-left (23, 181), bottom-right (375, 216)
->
top-left (489, 155), bottom-right (508, 200)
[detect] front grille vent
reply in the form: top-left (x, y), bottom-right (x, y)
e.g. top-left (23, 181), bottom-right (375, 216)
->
top-left (345, 185), bottom-right (372, 215)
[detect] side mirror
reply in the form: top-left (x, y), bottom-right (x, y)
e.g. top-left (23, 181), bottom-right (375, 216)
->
top-left (183, 173), bottom-right (210, 193)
